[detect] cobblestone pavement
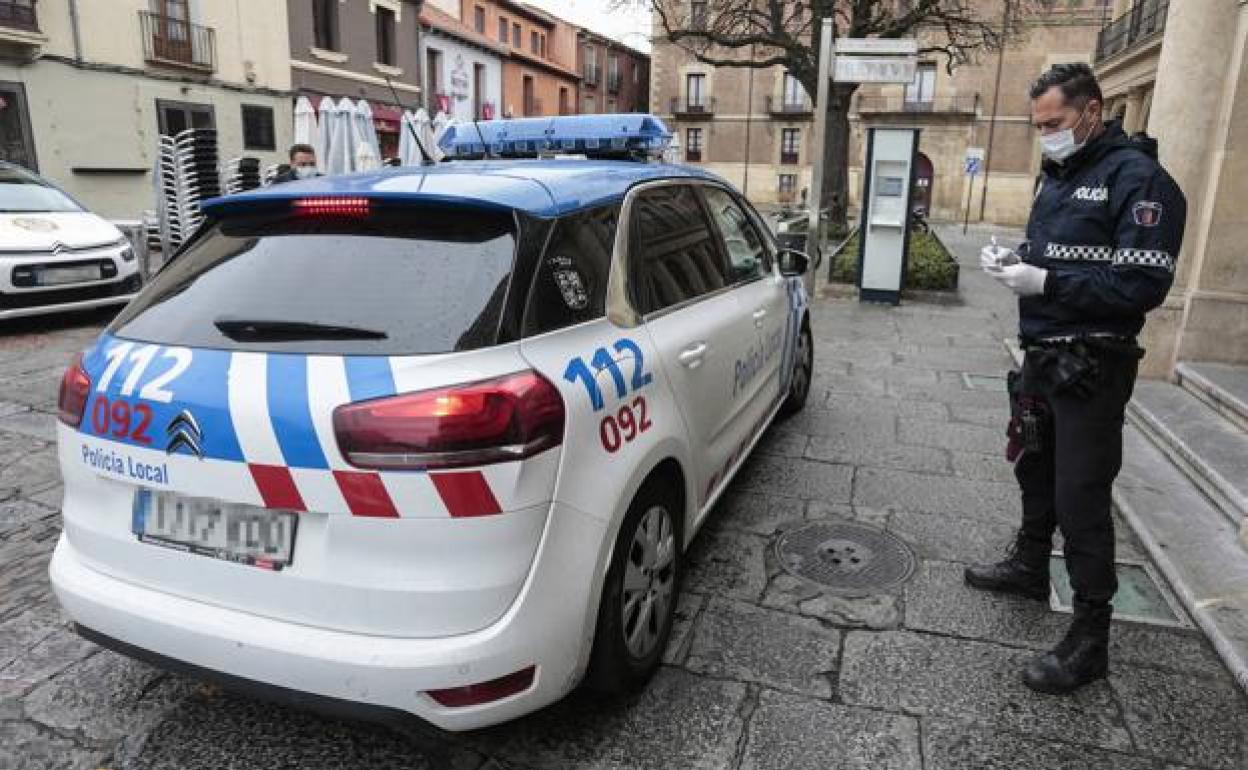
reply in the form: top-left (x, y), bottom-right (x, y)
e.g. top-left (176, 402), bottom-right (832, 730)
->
top-left (3, 225), bottom-right (1247, 769)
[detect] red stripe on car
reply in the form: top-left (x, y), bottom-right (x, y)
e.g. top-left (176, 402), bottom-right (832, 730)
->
top-left (333, 470), bottom-right (400, 518)
top-left (431, 471), bottom-right (502, 518)
top-left (248, 464), bottom-right (307, 512)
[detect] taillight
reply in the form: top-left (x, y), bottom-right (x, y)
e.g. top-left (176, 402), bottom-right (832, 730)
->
top-left (426, 666), bottom-right (536, 708)
top-left (334, 370), bottom-right (565, 470)
top-left (57, 353), bottom-right (92, 427)
top-left (291, 197), bottom-right (370, 217)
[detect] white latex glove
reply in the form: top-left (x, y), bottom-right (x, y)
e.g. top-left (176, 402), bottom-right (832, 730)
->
top-left (985, 261), bottom-right (1048, 297)
top-left (979, 244), bottom-right (1011, 271)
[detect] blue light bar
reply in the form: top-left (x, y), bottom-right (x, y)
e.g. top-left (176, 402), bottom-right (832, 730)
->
top-left (438, 113), bottom-right (672, 160)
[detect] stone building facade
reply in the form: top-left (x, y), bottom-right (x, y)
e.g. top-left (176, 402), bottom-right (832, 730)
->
top-left (0, 0), bottom-right (292, 219)
top-left (576, 28), bottom-right (650, 115)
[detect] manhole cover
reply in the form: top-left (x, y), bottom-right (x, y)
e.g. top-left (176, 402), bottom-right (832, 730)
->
top-left (775, 521), bottom-right (917, 595)
top-left (1049, 554), bottom-right (1191, 628)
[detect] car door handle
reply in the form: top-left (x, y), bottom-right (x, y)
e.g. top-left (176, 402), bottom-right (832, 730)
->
top-left (752, 309), bottom-right (767, 327)
top-left (678, 342), bottom-right (708, 368)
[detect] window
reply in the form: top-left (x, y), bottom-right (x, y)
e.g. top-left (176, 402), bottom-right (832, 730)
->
top-left (156, 99), bottom-right (214, 135)
top-left (531, 30), bottom-right (539, 54)
top-left (498, 16), bottom-right (508, 43)
top-left (686, 73), bottom-right (706, 110)
top-left (702, 187), bottom-right (768, 282)
top-left (0, 82), bottom-right (38, 170)
top-left (685, 127), bottom-right (702, 162)
top-left (540, 33), bottom-right (547, 57)
top-left (905, 62), bottom-right (936, 109)
top-left (583, 94), bottom-right (596, 114)
top-left (607, 98), bottom-right (617, 112)
top-left (522, 75), bottom-right (535, 116)
top-left (111, 207), bottom-right (519, 356)
top-left (778, 174), bottom-right (796, 197)
top-left (312, 0), bottom-right (339, 51)
top-left (630, 185), bottom-right (728, 314)
top-left (782, 74), bottom-right (805, 109)
top-left (473, 5), bottom-right (485, 33)
top-left (375, 6), bottom-right (396, 66)
top-left (608, 54), bottom-right (620, 90)
top-left (512, 22), bottom-right (520, 46)
top-left (584, 44), bottom-right (597, 83)
top-left (780, 128), bottom-right (800, 164)
top-left (426, 48), bottom-right (443, 108)
top-left (241, 105), bottom-right (275, 151)
top-left (690, 1), bottom-right (707, 29)
top-left (559, 86), bottom-right (569, 115)
top-left (524, 205), bottom-right (619, 335)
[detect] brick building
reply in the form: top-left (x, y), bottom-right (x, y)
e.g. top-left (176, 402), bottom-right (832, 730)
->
top-left (576, 28), bottom-right (650, 115)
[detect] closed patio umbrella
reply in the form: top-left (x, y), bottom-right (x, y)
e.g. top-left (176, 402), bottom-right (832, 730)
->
top-left (314, 96), bottom-right (335, 172)
top-left (294, 96), bottom-right (317, 149)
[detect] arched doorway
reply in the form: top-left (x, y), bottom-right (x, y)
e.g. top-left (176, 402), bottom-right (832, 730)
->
top-left (912, 152), bottom-right (934, 217)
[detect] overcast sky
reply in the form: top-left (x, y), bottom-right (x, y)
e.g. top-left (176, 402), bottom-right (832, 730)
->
top-left (526, 0), bottom-right (652, 52)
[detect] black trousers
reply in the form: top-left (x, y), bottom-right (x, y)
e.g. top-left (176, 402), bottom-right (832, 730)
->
top-left (1014, 347), bottom-right (1140, 607)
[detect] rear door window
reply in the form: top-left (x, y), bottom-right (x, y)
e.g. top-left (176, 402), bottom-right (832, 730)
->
top-left (523, 203), bottom-right (618, 336)
top-left (700, 186), bottom-right (771, 283)
top-left (109, 205), bottom-right (518, 355)
top-left (628, 185), bottom-right (729, 315)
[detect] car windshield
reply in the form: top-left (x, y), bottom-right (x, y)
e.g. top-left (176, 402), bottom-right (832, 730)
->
top-left (0, 166), bottom-right (83, 213)
top-left (109, 203), bottom-right (519, 355)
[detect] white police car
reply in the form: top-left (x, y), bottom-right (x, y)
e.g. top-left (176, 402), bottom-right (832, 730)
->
top-left (50, 114), bottom-right (814, 730)
top-left (0, 163), bottom-right (141, 320)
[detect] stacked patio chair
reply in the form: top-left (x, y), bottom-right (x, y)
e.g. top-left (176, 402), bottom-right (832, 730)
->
top-left (153, 128), bottom-right (221, 253)
top-left (222, 156), bottom-right (262, 194)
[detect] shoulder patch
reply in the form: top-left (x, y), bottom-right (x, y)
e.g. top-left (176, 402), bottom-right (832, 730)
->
top-left (1132, 201), bottom-right (1163, 227)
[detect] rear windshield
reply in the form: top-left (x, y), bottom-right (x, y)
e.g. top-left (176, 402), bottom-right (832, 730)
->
top-left (109, 205), bottom-right (518, 355)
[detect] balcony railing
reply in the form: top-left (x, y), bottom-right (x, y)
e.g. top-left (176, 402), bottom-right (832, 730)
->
top-left (583, 63), bottom-right (600, 86)
top-left (140, 10), bottom-right (216, 72)
top-left (1095, 0), bottom-right (1168, 63)
top-left (0, 1), bottom-right (37, 32)
top-left (766, 95), bottom-right (813, 118)
top-left (855, 93), bottom-right (979, 115)
top-left (671, 96), bottom-right (715, 119)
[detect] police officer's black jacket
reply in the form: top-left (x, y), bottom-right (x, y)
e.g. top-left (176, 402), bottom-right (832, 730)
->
top-left (1020, 121), bottom-right (1186, 342)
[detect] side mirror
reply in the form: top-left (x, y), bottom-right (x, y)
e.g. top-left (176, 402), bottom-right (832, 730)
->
top-left (778, 248), bottom-right (811, 277)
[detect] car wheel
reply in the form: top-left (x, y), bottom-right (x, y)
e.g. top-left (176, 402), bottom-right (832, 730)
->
top-left (779, 322), bottom-right (813, 418)
top-left (586, 481), bottom-right (681, 695)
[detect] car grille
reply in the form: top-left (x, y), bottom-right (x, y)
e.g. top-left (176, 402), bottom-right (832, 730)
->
top-left (0, 274), bottom-right (141, 310)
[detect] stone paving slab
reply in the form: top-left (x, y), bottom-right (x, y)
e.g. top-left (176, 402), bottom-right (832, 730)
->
top-left (886, 509), bottom-right (1018, 565)
top-left (730, 454), bottom-right (853, 502)
top-left (706, 492), bottom-right (805, 537)
top-left (684, 598), bottom-right (841, 698)
top-left (806, 435), bottom-right (949, 475)
top-left (739, 690), bottom-right (921, 770)
top-left (761, 573), bottom-right (904, 630)
top-left (920, 719), bottom-right (1158, 770)
top-left (1111, 665), bottom-right (1248, 770)
top-left (683, 528), bottom-right (770, 602)
top-left (0, 411), bottom-right (57, 444)
top-left (471, 667), bottom-right (747, 770)
top-left (0, 719), bottom-right (111, 770)
top-left (839, 630), bottom-right (1134, 751)
top-left (947, 449), bottom-right (1017, 483)
top-left (898, 418), bottom-right (1002, 456)
top-left (661, 590), bottom-right (706, 666)
top-left (853, 467), bottom-right (1020, 522)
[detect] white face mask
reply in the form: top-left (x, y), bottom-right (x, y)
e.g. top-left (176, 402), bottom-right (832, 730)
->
top-left (1039, 108), bottom-right (1092, 163)
top-left (293, 165), bottom-right (320, 180)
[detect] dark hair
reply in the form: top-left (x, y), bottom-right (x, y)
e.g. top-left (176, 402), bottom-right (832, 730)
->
top-left (1029, 62), bottom-right (1103, 107)
top-left (288, 143), bottom-right (315, 160)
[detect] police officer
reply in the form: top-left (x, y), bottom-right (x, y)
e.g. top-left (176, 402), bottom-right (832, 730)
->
top-left (966, 63), bottom-right (1186, 694)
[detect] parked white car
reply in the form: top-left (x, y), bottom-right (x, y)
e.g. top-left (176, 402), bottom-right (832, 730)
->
top-left (0, 163), bottom-right (141, 321)
top-left (49, 115), bottom-right (815, 731)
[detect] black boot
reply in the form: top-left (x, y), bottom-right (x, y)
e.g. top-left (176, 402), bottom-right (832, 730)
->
top-left (964, 533), bottom-right (1051, 601)
top-left (1023, 601), bottom-right (1111, 694)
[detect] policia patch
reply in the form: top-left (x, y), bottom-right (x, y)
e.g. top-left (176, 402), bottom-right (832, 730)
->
top-left (1132, 201), bottom-right (1163, 227)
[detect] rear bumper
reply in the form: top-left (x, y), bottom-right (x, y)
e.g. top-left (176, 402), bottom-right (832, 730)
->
top-left (50, 499), bottom-right (612, 731)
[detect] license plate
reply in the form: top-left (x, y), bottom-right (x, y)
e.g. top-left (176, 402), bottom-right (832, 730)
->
top-left (132, 489), bottom-right (298, 570)
top-left (39, 265), bottom-right (100, 285)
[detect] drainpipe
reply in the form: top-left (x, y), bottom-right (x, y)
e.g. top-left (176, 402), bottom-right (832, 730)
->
top-left (978, 0), bottom-right (1009, 222)
top-left (742, 43), bottom-right (755, 196)
top-left (67, 0), bottom-right (84, 61)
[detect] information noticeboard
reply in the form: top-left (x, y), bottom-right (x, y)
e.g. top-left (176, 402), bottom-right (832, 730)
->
top-left (858, 127), bottom-right (921, 305)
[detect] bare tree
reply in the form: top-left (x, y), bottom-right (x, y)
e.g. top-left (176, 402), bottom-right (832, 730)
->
top-left (640, 0), bottom-right (1041, 229)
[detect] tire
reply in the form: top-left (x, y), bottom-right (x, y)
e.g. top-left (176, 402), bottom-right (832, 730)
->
top-left (779, 322), bottom-right (814, 418)
top-left (586, 480), bottom-right (682, 695)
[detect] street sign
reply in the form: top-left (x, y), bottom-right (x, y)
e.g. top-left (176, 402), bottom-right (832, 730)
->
top-left (833, 56), bottom-right (917, 84)
top-left (964, 146), bottom-right (985, 176)
top-left (835, 38), bottom-right (919, 55)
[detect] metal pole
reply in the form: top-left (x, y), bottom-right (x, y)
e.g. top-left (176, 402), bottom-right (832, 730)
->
top-left (743, 44), bottom-right (756, 196)
top-left (978, 0), bottom-right (1009, 222)
top-left (963, 172), bottom-right (974, 234)
top-left (804, 18), bottom-right (834, 268)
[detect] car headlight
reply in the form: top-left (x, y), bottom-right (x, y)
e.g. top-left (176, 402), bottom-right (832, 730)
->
top-left (120, 245), bottom-right (135, 262)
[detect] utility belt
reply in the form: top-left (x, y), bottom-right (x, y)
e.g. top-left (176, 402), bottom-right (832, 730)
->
top-left (1004, 334), bottom-right (1144, 461)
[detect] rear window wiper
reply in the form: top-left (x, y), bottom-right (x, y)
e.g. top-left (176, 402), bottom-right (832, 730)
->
top-left (213, 317), bottom-right (388, 341)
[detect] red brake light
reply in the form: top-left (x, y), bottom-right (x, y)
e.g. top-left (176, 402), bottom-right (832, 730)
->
top-left (291, 197), bottom-right (370, 217)
top-left (333, 370), bottom-right (565, 470)
top-left (426, 666), bottom-right (536, 708)
top-left (57, 353), bottom-right (92, 428)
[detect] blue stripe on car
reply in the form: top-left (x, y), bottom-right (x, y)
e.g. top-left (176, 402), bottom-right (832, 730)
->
top-left (343, 356), bottom-right (396, 403)
top-left (266, 353), bottom-right (329, 469)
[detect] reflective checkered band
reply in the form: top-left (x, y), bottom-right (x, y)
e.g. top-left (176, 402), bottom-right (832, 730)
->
top-left (1044, 243), bottom-right (1114, 262)
top-left (1113, 248), bottom-right (1175, 272)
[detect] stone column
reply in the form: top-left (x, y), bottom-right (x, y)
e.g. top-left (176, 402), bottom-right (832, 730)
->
top-left (1122, 87), bottom-right (1146, 134)
top-left (1137, 0), bottom-right (1242, 377)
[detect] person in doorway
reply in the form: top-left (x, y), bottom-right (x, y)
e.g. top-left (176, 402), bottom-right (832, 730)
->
top-left (271, 143), bottom-right (319, 184)
top-left (968, 62), bottom-right (1186, 694)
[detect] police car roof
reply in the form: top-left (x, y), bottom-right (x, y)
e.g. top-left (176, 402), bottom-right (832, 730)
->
top-left (201, 159), bottom-right (725, 219)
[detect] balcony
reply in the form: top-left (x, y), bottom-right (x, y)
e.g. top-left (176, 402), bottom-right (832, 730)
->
top-left (583, 63), bottom-right (600, 86)
top-left (780, 151), bottom-right (799, 165)
top-left (140, 10), bottom-right (216, 72)
top-left (855, 93), bottom-right (979, 116)
top-left (671, 96), bottom-right (715, 120)
top-left (0, 1), bottom-right (45, 53)
top-left (607, 71), bottom-right (621, 93)
top-left (766, 95), bottom-right (813, 119)
top-left (1095, 0), bottom-right (1168, 64)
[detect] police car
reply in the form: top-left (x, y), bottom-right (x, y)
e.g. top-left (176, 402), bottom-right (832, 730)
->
top-left (49, 114), bottom-right (815, 730)
top-left (0, 163), bottom-right (141, 320)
